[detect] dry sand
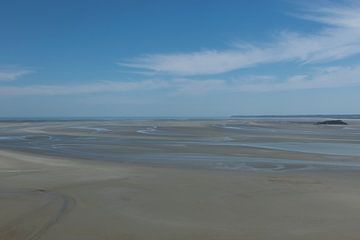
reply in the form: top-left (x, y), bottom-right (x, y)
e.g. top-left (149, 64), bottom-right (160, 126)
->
top-left (2, 150), bottom-right (360, 240)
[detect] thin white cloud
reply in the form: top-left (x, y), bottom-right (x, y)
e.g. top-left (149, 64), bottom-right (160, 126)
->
top-left (294, 1), bottom-right (360, 28)
top-left (119, 3), bottom-right (360, 76)
top-left (2, 2), bottom-right (360, 96)
top-left (228, 65), bottom-right (360, 92)
top-left (1, 64), bottom-right (360, 96)
top-left (0, 67), bottom-right (34, 81)
top-left (164, 65), bottom-right (360, 94)
top-left (0, 80), bottom-right (169, 96)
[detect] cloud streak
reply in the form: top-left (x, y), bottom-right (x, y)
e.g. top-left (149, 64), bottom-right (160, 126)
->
top-left (1, 64), bottom-right (360, 96)
top-left (0, 80), bottom-right (168, 96)
top-left (0, 67), bottom-right (34, 81)
top-left (119, 3), bottom-right (360, 76)
top-left (2, 2), bottom-right (360, 98)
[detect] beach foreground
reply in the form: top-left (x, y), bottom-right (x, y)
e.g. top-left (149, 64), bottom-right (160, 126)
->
top-left (1, 119), bottom-right (360, 239)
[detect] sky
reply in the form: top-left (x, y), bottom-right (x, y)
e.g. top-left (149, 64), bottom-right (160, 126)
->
top-left (1, 0), bottom-right (360, 117)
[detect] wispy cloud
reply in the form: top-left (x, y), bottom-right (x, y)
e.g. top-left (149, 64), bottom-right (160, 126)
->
top-left (170, 64), bottom-right (360, 94)
top-left (294, 1), bottom-right (360, 28)
top-left (227, 64), bottom-right (360, 92)
top-left (2, 2), bottom-right (359, 97)
top-left (1, 63), bottom-right (360, 96)
top-left (0, 80), bottom-right (170, 96)
top-left (0, 67), bottom-right (34, 81)
top-left (119, 2), bottom-right (360, 76)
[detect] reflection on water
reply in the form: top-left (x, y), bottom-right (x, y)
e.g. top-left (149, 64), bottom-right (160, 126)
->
top-left (106, 153), bottom-right (360, 172)
top-left (0, 136), bottom-right (27, 141)
top-left (136, 126), bottom-right (158, 135)
top-left (68, 126), bottom-right (112, 132)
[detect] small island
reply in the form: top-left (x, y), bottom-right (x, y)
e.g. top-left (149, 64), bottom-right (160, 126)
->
top-left (315, 120), bottom-right (348, 125)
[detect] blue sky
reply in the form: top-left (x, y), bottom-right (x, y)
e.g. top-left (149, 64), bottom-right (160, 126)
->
top-left (1, 0), bottom-right (360, 117)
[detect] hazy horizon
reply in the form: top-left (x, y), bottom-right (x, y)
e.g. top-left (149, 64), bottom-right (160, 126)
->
top-left (1, 114), bottom-right (360, 121)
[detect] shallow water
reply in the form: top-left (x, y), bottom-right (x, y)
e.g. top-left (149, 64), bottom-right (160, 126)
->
top-left (101, 153), bottom-right (360, 172)
top-left (68, 126), bottom-right (112, 132)
top-left (242, 142), bottom-right (360, 156)
top-left (1, 119), bottom-right (360, 172)
top-left (0, 136), bottom-right (27, 141)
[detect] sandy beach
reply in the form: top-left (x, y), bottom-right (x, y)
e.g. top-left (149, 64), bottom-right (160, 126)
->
top-left (3, 0), bottom-right (360, 238)
top-left (1, 118), bottom-right (360, 239)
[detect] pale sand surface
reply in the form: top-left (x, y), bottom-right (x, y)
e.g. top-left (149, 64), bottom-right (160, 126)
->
top-left (1, 119), bottom-right (360, 239)
top-left (2, 150), bottom-right (360, 240)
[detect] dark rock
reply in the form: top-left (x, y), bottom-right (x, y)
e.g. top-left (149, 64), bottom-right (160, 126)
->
top-left (315, 120), bottom-right (348, 125)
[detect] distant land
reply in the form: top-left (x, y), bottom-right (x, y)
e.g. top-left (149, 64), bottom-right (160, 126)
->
top-left (231, 114), bottom-right (360, 119)
top-left (0, 114), bottom-right (359, 123)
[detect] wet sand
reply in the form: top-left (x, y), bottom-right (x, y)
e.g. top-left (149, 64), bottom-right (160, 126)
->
top-left (1, 118), bottom-right (360, 239)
